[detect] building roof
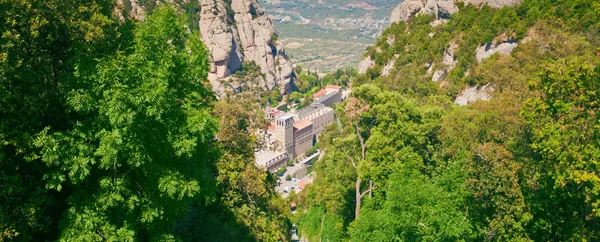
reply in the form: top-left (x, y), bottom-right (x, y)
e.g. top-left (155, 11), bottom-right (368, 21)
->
top-left (290, 202), bottom-right (297, 207)
top-left (293, 119), bottom-right (313, 130)
top-left (313, 89), bottom-right (327, 98)
top-left (314, 91), bottom-right (339, 104)
top-left (270, 110), bottom-right (285, 118)
top-left (296, 103), bottom-right (327, 119)
top-left (255, 150), bottom-right (287, 168)
top-left (278, 114), bottom-right (294, 120)
top-left (326, 84), bottom-right (342, 89)
top-left (268, 121), bottom-right (276, 131)
top-left (298, 180), bottom-right (309, 190)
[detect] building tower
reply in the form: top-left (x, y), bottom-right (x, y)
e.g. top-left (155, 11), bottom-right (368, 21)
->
top-left (276, 115), bottom-right (294, 160)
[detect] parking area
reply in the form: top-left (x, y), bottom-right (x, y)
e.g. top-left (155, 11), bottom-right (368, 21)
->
top-left (275, 151), bottom-right (319, 198)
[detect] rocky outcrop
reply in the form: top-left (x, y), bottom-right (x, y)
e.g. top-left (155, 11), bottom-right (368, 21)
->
top-left (115, 0), bottom-right (146, 21)
top-left (121, 0), bottom-right (295, 95)
top-left (382, 58), bottom-right (398, 76)
top-left (461, 0), bottom-right (521, 9)
top-left (390, 0), bottom-right (458, 23)
top-left (431, 42), bottom-right (458, 82)
top-left (476, 41), bottom-right (518, 63)
top-left (391, 0), bottom-right (521, 23)
top-left (358, 56), bottom-right (375, 74)
top-left (200, 0), bottom-right (295, 94)
top-left (454, 83), bottom-right (494, 106)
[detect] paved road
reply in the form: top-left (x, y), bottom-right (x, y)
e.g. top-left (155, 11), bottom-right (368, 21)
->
top-left (275, 151), bottom-right (320, 198)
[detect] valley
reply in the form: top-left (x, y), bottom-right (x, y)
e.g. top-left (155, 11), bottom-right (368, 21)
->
top-left (3, 0), bottom-right (600, 241)
top-left (260, 0), bottom-right (398, 71)
top-left (280, 37), bottom-right (368, 72)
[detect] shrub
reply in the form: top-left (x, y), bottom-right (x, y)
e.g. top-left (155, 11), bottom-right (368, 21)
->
top-left (277, 166), bottom-right (286, 177)
top-left (305, 146), bottom-right (318, 157)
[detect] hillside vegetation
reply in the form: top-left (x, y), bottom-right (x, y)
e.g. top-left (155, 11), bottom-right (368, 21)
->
top-left (294, 0), bottom-right (600, 241)
top-left (0, 2), bottom-right (288, 241)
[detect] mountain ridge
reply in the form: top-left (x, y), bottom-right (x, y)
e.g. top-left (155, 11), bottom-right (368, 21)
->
top-left (117, 0), bottom-right (296, 95)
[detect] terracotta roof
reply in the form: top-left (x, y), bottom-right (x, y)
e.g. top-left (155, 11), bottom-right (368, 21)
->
top-left (326, 84), bottom-right (342, 89)
top-left (298, 180), bottom-right (309, 190)
top-left (313, 89), bottom-right (327, 98)
top-left (271, 110), bottom-right (285, 118)
top-left (293, 119), bottom-right (312, 130)
top-left (268, 121), bottom-right (276, 131)
top-left (290, 202), bottom-right (297, 207)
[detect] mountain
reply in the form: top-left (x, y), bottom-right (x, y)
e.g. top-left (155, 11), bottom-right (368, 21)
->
top-left (295, 0), bottom-right (600, 240)
top-left (118, 0), bottom-right (296, 95)
top-left (390, 0), bottom-right (521, 23)
top-left (359, 0), bottom-right (524, 105)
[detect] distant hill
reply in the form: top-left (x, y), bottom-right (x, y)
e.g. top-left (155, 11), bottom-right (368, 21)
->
top-left (259, 0), bottom-right (400, 72)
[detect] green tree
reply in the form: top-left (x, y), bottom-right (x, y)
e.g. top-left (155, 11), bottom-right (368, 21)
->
top-left (177, 100), bottom-right (290, 241)
top-left (289, 91), bottom-right (303, 104)
top-left (522, 56), bottom-right (600, 240)
top-left (31, 5), bottom-right (218, 240)
top-left (0, 0), bottom-right (129, 240)
top-left (350, 170), bottom-right (473, 241)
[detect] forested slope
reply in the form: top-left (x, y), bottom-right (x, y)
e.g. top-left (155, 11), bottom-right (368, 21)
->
top-left (0, 1), bottom-right (288, 241)
top-left (295, 0), bottom-right (600, 241)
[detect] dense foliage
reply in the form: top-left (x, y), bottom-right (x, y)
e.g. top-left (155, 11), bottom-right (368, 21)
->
top-left (0, 2), bottom-right (288, 241)
top-left (294, 0), bottom-right (600, 241)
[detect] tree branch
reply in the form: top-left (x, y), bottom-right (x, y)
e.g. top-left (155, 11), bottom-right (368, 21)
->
top-left (345, 153), bottom-right (357, 169)
top-left (355, 123), bottom-right (366, 161)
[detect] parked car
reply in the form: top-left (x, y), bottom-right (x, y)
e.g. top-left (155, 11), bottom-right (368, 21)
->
top-left (284, 187), bottom-right (290, 193)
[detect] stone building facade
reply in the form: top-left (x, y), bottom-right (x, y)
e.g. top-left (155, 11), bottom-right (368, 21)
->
top-left (256, 86), bottom-right (343, 171)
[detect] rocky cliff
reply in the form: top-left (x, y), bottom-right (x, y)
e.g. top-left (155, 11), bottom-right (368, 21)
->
top-left (390, 0), bottom-right (521, 23)
top-left (118, 0), bottom-right (295, 95)
top-left (200, 0), bottom-right (294, 95)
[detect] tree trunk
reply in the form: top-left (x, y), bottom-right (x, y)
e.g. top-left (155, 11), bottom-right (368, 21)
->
top-left (355, 178), bottom-right (361, 219)
top-left (354, 123), bottom-right (369, 219)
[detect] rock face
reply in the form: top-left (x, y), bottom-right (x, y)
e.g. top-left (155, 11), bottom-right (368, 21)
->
top-left (121, 0), bottom-right (295, 95)
top-left (454, 83), bottom-right (494, 106)
top-left (390, 0), bottom-right (458, 23)
top-left (431, 42), bottom-right (458, 82)
top-left (115, 0), bottom-right (146, 21)
top-left (200, 0), bottom-right (295, 94)
top-left (476, 41), bottom-right (518, 63)
top-left (382, 59), bottom-right (397, 76)
top-left (390, 0), bottom-right (521, 23)
top-left (358, 56), bottom-right (375, 74)
top-left (461, 0), bottom-right (521, 9)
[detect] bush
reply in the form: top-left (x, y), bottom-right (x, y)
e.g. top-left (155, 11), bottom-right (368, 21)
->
top-left (286, 175), bottom-right (292, 181)
top-left (278, 103), bottom-right (289, 112)
top-left (305, 146), bottom-right (318, 157)
top-left (277, 166), bottom-right (286, 177)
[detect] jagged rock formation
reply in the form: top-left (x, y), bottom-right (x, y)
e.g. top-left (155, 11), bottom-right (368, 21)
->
top-left (115, 0), bottom-right (146, 21)
top-left (390, 0), bottom-right (521, 23)
top-left (390, 0), bottom-right (458, 23)
top-left (430, 42), bottom-right (458, 82)
top-left (200, 0), bottom-right (295, 95)
top-left (462, 0), bottom-right (521, 8)
top-left (454, 83), bottom-right (494, 105)
top-left (382, 57), bottom-right (398, 76)
top-left (358, 57), bottom-right (375, 74)
top-left (118, 0), bottom-right (295, 95)
top-left (476, 41), bottom-right (518, 63)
